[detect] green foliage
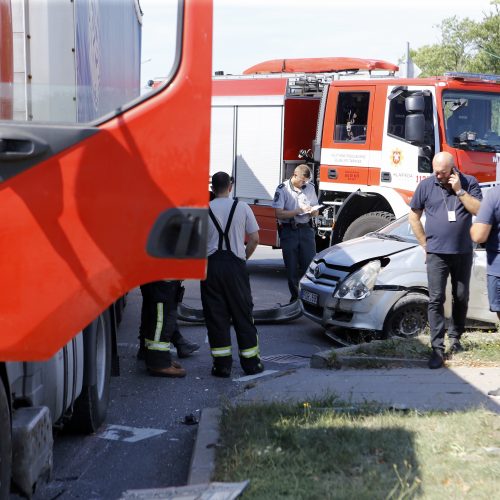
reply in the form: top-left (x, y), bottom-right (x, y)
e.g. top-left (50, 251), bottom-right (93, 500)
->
top-left (412, 1), bottom-right (500, 76)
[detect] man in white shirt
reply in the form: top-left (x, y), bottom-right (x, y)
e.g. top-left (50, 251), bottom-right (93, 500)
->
top-left (200, 172), bottom-right (264, 378)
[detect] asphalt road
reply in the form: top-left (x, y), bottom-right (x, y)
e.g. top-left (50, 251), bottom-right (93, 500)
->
top-left (31, 246), bottom-right (332, 499)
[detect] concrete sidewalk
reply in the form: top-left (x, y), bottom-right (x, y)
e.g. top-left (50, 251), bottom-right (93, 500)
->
top-left (188, 364), bottom-right (500, 485)
top-left (235, 365), bottom-right (500, 411)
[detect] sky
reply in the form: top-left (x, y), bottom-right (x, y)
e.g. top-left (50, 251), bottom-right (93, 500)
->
top-left (139, 0), bottom-right (496, 86)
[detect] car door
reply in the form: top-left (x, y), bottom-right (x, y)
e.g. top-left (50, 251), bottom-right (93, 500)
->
top-left (469, 247), bottom-right (498, 324)
top-left (0, 0), bottom-right (212, 360)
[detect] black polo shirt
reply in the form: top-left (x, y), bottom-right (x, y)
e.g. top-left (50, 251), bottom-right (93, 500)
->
top-left (410, 172), bottom-right (482, 254)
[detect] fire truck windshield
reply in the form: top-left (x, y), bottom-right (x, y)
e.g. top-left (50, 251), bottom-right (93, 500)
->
top-left (443, 91), bottom-right (500, 152)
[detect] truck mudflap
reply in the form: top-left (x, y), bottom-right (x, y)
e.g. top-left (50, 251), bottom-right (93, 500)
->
top-left (177, 301), bottom-right (302, 324)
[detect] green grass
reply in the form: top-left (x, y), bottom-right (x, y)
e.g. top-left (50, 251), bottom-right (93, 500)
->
top-left (354, 336), bottom-right (431, 359)
top-left (214, 401), bottom-right (500, 499)
top-left (338, 331), bottom-right (500, 367)
top-left (455, 333), bottom-right (500, 365)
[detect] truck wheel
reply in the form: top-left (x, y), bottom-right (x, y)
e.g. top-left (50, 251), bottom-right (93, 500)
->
top-left (343, 211), bottom-right (395, 241)
top-left (0, 382), bottom-right (12, 500)
top-left (383, 293), bottom-right (429, 338)
top-left (69, 311), bottom-right (112, 434)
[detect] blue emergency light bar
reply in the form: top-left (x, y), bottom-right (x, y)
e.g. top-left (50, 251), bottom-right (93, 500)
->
top-left (445, 72), bottom-right (500, 83)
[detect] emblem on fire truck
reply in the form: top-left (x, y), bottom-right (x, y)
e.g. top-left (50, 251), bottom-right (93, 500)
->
top-left (390, 148), bottom-right (403, 166)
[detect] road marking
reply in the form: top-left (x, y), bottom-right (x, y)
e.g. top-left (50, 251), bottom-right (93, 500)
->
top-left (97, 424), bottom-right (166, 443)
top-left (233, 370), bottom-right (278, 382)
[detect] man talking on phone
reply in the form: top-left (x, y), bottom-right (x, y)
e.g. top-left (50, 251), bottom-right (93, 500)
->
top-left (409, 151), bottom-right (481, 369)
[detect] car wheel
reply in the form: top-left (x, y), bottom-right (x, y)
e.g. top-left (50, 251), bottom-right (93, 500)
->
top-left (68, 311), bottom-right (112, 434)
top-left (0, 381), bottom-right (12, 500)
top-left (383, 293), bottom-right (429, 338)
top-left (343, 211), bottom-right (395, 241)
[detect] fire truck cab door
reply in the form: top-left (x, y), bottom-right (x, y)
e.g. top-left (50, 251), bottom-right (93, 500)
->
top-left (321, 85), bottom-right (377, 186)
top-left (0, 0), bottom-right (212, 361)
top-left (381, 86), bottom-right (438, 192)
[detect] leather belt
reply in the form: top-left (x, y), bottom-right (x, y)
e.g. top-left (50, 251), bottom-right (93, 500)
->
top-left (281, 221), bottom-right (311, 228)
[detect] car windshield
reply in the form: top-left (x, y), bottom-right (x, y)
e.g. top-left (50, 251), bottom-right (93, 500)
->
top-left (442, 90), bottom-right (500, 152)
top-left (373, 215), bottom-right (419, 243)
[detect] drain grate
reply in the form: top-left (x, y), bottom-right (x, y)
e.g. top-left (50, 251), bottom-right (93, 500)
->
top-left (261, 354), bottom-right (309, 365)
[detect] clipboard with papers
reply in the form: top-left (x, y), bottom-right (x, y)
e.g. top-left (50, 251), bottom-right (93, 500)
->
top-left (297, 204), bottom-right (324, 215)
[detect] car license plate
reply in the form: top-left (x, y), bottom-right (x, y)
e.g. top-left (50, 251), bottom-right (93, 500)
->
top-left (301, 290), bottom-right (319, 305)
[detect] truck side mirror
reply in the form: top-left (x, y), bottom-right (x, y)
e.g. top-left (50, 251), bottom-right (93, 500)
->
top-left (405, 114), bottom-right (425, 143)
top-left (404, 94), bottom-right (425, 144)
top-left (405, 95), bottom-right (425, 113)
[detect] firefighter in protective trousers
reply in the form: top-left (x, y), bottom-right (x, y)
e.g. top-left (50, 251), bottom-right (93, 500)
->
top-left (272, 164), bottom-right (320, 302)
top-left (200, 171), bottom-right (264, 378)
top-left (139, 280), bottom-right (200, 377)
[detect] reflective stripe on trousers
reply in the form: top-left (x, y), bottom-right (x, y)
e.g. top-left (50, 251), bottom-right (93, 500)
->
top-left (145, 303), bottom-right (170, 351)
top-left (211, 346), bottom-right (232, 357)
top-left (239, 345), bottom-right (259, 358)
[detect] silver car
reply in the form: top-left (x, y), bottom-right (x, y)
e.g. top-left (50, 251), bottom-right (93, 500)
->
top-left (299, 215), bottom-right (496, 337)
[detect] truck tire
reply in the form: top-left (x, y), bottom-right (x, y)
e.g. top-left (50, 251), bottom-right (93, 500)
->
top-left (383, 293), bottom-right (429, 338)
top-left (343, 211), bottom-right (395, 241)
top-left (0, 382), bottom-right (11, 500)
top-left (69, 311), bottom-right (112, 434)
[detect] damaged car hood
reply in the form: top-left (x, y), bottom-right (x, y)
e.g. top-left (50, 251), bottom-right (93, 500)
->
top-left (316, 235), bottom-right (418, 267)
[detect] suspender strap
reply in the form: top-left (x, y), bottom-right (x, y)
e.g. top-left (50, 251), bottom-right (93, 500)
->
top-left (208, 208), bottom-right (224, 250)
top-left (224, 199), bottom-right (239, 251)
top-left (208, 199), bottom-right (239, 252)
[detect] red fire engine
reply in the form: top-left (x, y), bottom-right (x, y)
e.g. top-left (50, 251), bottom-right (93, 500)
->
top-left (211, 57), bottom-right (500, 247)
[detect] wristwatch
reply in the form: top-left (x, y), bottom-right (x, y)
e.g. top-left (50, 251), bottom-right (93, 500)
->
top-left (456, 189), bottom-right (466, 197)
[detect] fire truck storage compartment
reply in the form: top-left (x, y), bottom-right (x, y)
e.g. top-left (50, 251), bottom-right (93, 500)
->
top-left (283, 96), bottom-right (321, 170)
top-left (235, 106), bottom-right (283, 200)
top-left (210, 105), bottom-right (283, 201)
top-left (210, 95), bottom-right (320, 201)
top-left (210, 106), bottom-right (235, 178)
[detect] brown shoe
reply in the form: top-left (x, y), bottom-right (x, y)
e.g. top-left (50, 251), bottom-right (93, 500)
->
top-left (148, 363), bottom-right (186, 378)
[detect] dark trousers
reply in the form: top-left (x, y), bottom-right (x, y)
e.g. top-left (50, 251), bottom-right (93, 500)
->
top-left (200, 250), bottom-right (260, 370)
top-left (280, 224), bottom-right (316, 301)
top-left (140, 281), bottom-right (182, 369)
top-left (426, 252), bottom-right (472, 351)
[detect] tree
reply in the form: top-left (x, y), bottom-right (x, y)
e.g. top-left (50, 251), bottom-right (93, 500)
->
top-left (411, 1), bottom-right (500, 76)
top-left (469, 1), bottom-right (500, 74)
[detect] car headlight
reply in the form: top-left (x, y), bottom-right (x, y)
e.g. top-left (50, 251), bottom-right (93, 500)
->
top-left (334, 260), bottom-right (381, 300)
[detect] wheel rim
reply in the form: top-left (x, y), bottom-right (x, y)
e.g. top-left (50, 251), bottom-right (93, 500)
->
top-left (395, 306), bottom-right (427, 337)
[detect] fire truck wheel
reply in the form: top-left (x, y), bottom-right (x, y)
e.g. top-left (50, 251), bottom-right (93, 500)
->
top-left (0, 381), bottom-right (12, 499)
top-left (69, 311), bottom-right (112, 434)
top-left (343, 211), bottom-right (395, 241)
top-left (383, 293), bottom-right (429, 338)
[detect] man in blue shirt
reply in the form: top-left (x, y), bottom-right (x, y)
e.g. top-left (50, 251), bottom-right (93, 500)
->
top-left (471, 184), bottom-right (500, 395)
top-left (272, 164), bottom-right (319, 302)
top-left (409, 151), bottom-right (482, 369)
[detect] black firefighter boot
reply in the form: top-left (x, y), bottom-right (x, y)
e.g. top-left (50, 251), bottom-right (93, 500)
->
top-left (240, 356), bottom-right (265, 376)
top-left (171, 330), bottom-right (200, 358)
